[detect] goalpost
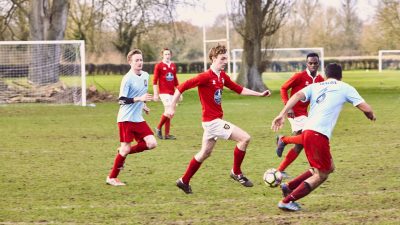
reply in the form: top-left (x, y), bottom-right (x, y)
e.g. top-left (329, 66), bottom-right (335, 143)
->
top-left (0, 40), bottom-right (86, 106)
top-left (378, 50), bottom-right (400, 72)
top-left (231, 47), bottom-right (324, 80)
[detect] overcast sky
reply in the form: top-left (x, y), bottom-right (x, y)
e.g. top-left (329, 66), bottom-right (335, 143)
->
top-left (176, 0), bottom-right (379, 27)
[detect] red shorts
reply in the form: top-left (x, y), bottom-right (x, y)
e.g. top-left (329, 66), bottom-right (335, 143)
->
top-left (302, 130), bottom-right (333, 173)
top-left (118, 121), bottom-right (153, 143)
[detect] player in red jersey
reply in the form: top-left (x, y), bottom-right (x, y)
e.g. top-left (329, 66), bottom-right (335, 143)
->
top-left (166, 44), bottom-right (271, 194)
top-left (275, 53), bottom-right (325, 178)
top-left (153, 48), bottom-right (180, 140)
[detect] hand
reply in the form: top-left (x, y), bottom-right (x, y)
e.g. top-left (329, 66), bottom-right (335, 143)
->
top-left (138, 93), bottom-right (153, 102)
top-left (260, 90), bottom-right (271, 97)
top-left (143, 105), bottom-right (150, 114)
top-left (153, 94), bottom-right (159, 102)
top-left (287, 109), bottom-right (295, 118)
top-left (165, 106), bottom-right (175, 119)
top-left (271, 115), bottom-right (285, 132)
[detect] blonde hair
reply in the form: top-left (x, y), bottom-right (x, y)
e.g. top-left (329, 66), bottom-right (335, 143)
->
top-left (127, 49), bottom-right (142, 63)
top-left (208, 44), bottom-right (227, 62)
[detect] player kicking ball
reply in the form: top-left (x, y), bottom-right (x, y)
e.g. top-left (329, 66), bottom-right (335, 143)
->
top-left (271, 63), bottom-right (376, 211)
top-left (166, 44), bottom-right (271, 194)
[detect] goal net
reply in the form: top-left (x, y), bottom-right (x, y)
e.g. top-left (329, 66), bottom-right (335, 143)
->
top-left (231, 47), bottom-right (324, 79)
top-left (378, 50), bottom-right (400, 72)
top-left (0, 40), bottom-right (86, 105)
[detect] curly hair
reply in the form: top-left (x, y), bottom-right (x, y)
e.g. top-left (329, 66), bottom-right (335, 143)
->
top-left (208, 44), bottom-right (227, 62)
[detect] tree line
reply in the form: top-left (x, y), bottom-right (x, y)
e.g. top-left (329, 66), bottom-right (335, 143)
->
top-left (0, 0), bottom-right (399, 90)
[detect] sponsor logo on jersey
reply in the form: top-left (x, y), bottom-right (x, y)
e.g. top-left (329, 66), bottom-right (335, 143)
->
top-left (214, 89), bottom-right (222, 105)
top-left (166, 72), bottom-right (174, 81)
top-left (163, 67), bottom-right (167, 70)
top-left (305, 81), bottom-right (309, 86)
top-left (144, 79), bottom-right (148, 87)
top-left (212, 80), bottom-right (216, 85)
top-left (224, 124), bottom-right (230, 129)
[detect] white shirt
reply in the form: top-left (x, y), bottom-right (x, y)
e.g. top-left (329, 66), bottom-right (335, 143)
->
top-left (117, 70), bottom-right (149, 122)
top-left (301, 79), bottom-right (365, 139)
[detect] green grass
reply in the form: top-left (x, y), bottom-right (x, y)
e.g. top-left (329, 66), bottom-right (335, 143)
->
top-left (0, 70), bottom-right (399, 224)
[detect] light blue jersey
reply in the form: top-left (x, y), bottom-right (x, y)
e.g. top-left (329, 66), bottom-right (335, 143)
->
top-left (117, 70), bottom-right (149, 122)
top-left (301, 79), bottom-right (364, 139)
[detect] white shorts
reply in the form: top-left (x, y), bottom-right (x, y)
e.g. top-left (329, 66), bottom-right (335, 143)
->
top-left (159, 94), bottom-right (173, 107)
top-left (288, 115), bottom-right (308, 132)
top-left (202, 119), bottom-right (236, 141)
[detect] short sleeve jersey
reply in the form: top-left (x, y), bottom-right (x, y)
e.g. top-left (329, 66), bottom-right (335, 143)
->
top-left (301, 79), bottom-right (365, 139)
top-left (117, 70), bottom-right (150, 122)
top-left (177, 69), bottom-right (243, 122)
top-left (281, 70), bottom-right (324, 117)
top-left (153, 62), bottom-right (179, 95)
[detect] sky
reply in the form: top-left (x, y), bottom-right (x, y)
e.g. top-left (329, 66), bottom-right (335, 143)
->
top-left (176, 0), bottom-right (379, 27)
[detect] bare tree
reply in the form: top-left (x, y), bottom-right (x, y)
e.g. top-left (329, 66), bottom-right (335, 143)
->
top-left (107, 0), bottom-right (196, 57)
top-left (229, 0), bottom-right (291, 91)
top-left (337, 0), bottom-right (362, 55)
top-left (27, 0), bottom-right (70, 85)
top-left (0, 0), bottom-right (29, 40)
top-left (376, 0), bottom-right (400, 47)
top-left (68, 0), bottom-right (107, 52)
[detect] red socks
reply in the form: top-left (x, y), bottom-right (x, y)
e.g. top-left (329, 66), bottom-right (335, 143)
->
top-left (181, 157), bottom-right (202, 184)
top-left (277, 148), bottom-right (299, 171)
top-left (233, 146), bottom-right (246, 175)
top-left (283, 181), bottom-right (312, 203)
top-left (157, 115), bottom-right (169, 130)
top-left (282, 134), bottom-right (303, 145)
top-left (287, 170), bottom-right (313, 190)
top-left (129, 141), bottom-right (148, 154)
top-left (165, 118), bottom-right (170, 136)
top-left (109, 153), bottom-right (126, 178)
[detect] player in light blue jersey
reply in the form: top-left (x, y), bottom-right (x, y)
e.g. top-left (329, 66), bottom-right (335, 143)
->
top-left (106, 49), bottom-right (157, 186)
top-left (271, 63), bottom-right (376, 211)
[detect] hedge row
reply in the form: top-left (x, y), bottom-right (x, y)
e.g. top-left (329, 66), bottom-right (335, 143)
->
top-left (0, 59), bottom-right (398, 78)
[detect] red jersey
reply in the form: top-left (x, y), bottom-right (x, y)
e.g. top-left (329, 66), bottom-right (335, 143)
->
top-left (281, 70), bottom-right (324, 117)
top-left (178, 69), bottom-right (243, 122)
top-left (153, 61), bottom-right (179, 95)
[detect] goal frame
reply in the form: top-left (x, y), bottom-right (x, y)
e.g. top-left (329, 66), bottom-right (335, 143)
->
top-left (0, 40), bottom-right (86, 106)
top-left (378, 50), bottom-right (400, 72)
top-left (231, 47), bottom-right (324, 79)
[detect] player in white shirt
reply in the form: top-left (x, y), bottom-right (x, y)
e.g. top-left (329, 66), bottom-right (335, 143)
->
top-left (106, 49), bottom-right (157, 186)
top-left (271, 63), bottom-right (376, 211)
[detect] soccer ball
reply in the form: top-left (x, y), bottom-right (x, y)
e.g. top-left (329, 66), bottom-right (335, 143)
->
top-left (263, 168), bottom-right (283, 188)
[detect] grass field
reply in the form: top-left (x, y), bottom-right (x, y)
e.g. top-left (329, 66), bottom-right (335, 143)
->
top-left (0, 70), bottom-right (399, 224)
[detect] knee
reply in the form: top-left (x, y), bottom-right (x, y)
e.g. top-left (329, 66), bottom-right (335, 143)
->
top-left (146, 140), bottom-right (157, 149)
top-left (240, 133), bottom-right (251, 146)
top-left (119, 145), bottom-right (131, 156)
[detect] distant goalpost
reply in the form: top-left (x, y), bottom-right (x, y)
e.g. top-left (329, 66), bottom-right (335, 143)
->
top-left (378, 50), bottom-right (400, 72)
top-left (0, 40), bottom-right (86, 106)
top-left (231, 47), bottom-right (324, 79)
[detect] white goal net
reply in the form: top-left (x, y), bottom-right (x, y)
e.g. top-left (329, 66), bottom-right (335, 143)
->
top-left (378, 50), bottom-right (400, 72)
top-left (0, 40), bottom-right (86, 105)
top-left (231, 47), bottom-right (324, 79)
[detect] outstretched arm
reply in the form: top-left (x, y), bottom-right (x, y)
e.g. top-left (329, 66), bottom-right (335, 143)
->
top-left (271, 91), bottom-right (306, 132)
top-left (356, 102), bottom-right (376, 121)
top-left (240, 88), bottom-right (271, 97)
